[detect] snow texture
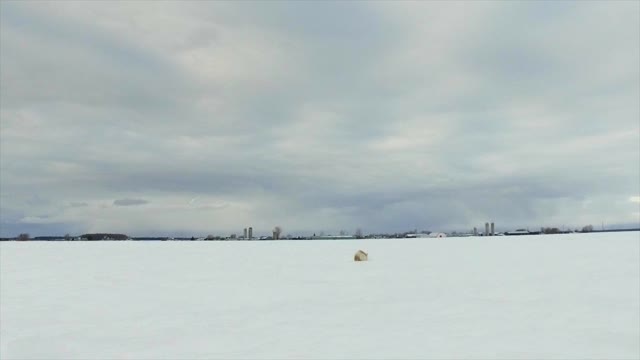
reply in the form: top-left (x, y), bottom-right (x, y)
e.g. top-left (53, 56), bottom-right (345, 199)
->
top-left (1, 232), bottom-right (639, 359)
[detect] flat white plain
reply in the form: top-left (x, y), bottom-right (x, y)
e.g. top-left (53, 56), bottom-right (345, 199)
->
top-left (1, 232), bottom-right (639, 359)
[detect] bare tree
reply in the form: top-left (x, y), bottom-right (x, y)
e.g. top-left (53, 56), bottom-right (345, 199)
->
top-left (582, 225), bottom-right (594, 232)
top-left (206, 234), bottom-right (215, 240)
top-left (64, 233), bottom-right (71, 241)
top-left (273, 226), bottom-right (282, 240)
top-left (355, 228), bottom-right (363, 239)
top-left (17, 233), bottom-right (30, 241)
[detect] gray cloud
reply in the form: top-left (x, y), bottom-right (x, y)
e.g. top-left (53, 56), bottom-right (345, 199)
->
top-left (1, 1), bottom-right (638, 237)
top-left (113, 199), bottom-right (150, 207)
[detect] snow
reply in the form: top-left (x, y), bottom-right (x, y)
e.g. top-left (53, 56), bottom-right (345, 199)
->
top-left (1, 232), bottom-right (639, 359)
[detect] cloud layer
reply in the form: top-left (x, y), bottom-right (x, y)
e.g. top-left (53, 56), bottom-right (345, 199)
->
top-left (1, 2), bottom-right (639, 236)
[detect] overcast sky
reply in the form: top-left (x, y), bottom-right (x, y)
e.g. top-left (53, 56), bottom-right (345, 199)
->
top-left (1, 1), bottom-right (639, 237)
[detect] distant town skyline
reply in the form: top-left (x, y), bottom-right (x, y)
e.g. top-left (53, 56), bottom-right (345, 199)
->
top-left (1, 2), bottom-right (639, 237)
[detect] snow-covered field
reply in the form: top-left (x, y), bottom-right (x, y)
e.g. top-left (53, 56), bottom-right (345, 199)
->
top-left (1, 232), bottom-right (639, 359)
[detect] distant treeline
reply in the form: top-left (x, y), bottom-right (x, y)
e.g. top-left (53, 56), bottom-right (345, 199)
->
top-left (1, 233), bottom-right (130, 241)
top-left (2, 228), bottom-right (638, 241)
top-left (81, 233), bottom-right (129, 240)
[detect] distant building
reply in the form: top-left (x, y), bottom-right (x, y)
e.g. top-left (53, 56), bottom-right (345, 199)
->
top-left (248, 227), bottom-right (253, 240)
top-left (428, 232), bottom-right (447, 238)
top-left (243, 228), bottom-right (247, 239)
top-left (406, 233), bottom-right (431, 238)
top-left (485, 223), bottom-right (490, 236)
top-left (506, 229), bottom-right (530, 236)
top-left (491, 222), bottom-right (495, 236)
